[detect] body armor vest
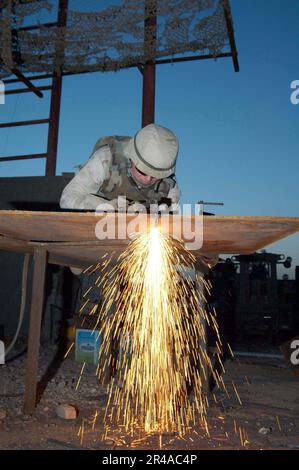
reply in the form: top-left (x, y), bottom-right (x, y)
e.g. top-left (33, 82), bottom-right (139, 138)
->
top-left (91, 135), bottom-right (176, 206)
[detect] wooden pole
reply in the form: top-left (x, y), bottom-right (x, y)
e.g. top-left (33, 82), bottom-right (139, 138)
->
top-left (24, 247), bottom-right (48, 413)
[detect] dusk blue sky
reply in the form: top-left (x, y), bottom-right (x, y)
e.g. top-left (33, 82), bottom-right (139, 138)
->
top-left (0, 0), bottom-right (298, 277)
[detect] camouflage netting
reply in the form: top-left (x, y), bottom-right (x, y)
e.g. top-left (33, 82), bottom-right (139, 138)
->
top-left (0, 0), bottom-right (232, 79)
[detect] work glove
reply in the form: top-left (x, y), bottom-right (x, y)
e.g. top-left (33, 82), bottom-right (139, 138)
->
top-left (127, 202), bottom-right (147, 213)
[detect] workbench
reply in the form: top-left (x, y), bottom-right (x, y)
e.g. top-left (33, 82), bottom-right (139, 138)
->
top-left (1, 210), bottom-right (299, 413)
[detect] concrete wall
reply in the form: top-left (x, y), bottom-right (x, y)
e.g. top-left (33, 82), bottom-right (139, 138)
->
top-left (0, 175), bottom-right (75, 343)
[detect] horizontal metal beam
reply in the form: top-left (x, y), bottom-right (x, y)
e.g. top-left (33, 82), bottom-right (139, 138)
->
top-left (3, 73), bottom-right (54, 84)
top-left (16, 22), bottom-right (57, 32)
top-left (10, 68), bottom-right (44, 97)
top-left (0, 118), bottom-right (49, 128)
top-left (4, 85), bottom-right (51, 95)
top-left (0, 153), bottom-right (47, 162)
top-left (155, 52), bottom-right (232, 65)
top-left (2, 52), bottom-right (233, 84)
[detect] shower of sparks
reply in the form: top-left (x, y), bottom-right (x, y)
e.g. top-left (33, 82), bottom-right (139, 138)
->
top-left (75, 362), bottom-right (86, 390)
top-left (63, 341), bottom-right (74, 359)
top-left (275, 415), bottom-right (282, 432)
top-left (233, 419), bottom-right (238, 435)
top-left (92, 410), bottom-right (99, 430)
top-left (239, 426), bottom-right (244, 447)
top-left (80, 226), bottom-right (225, 437)
top-left (232, 380), bottom-right (242, 405)
top-left (78, 419), bottom-right (85, 446)
top-left (227, 343), bottom-right (234, 358)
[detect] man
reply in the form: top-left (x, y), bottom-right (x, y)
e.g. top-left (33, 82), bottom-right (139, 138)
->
top-left (60, 123), bottom-right (180, 213)
top-left (60, 122), bottom-right (217, 272)
top-left (60, 123), bottom-right (217, 394)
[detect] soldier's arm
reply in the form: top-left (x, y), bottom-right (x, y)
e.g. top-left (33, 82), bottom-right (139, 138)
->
top-left (167, 178), bottom-right (181, 213)
top-left (60, 147), bottom-right (112, 210)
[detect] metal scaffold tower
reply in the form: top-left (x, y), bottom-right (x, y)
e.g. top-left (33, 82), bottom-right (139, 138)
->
top-left (0, 0), bottom-right (239, 175)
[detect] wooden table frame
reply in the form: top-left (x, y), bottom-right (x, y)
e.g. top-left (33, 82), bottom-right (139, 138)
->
top-left (0, 237), bottom-right (128, 414)
top-left (1, 212), bottom-right (299, 413)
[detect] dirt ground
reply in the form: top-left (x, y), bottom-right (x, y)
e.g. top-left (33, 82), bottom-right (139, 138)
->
top-left (0, 345), bottom-right (298, 450)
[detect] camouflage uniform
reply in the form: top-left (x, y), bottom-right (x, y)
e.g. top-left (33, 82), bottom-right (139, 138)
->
top-left (60, 135), bottom-right (180, 211)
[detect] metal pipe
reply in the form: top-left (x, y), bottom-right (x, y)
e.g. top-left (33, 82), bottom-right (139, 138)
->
top-left (4, 85), bottom-right (51, 95)
top-left (45, 0), bottom-right (69, 176)
top-left (222, 0), bottom-right (239, 72)
top-left (142, 0), bottom-right (157, 127)
top-left (0, 153), bottom-right (47, 162)
top-left (9, 68), bottom-right (44, 97)
top-left (0, 118), bottom-right (49, 128)
top-left (14, 21), bottom-right (57, 32)
top-left (3, 53), bottom-right (234, 84)
top-left (234, 351), bottom-right (284, 360)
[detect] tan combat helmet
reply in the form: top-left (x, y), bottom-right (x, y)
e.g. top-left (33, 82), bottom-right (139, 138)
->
top-left (126, 124), bottom-right (179, 179)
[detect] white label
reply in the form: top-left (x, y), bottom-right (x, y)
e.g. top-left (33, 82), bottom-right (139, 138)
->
top-left (0, 340), bottom-right (5, 365)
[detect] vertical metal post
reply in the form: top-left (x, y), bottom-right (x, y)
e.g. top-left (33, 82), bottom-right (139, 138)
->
top-left (142, 0), bottom-right (157, 127)
top-left (222, 0), bottom-right (239, 72)
top-left (46, 0), bottom-right (68, 176)
top-left (270, 259), bottom-right (279, 335)
top-left (24, 247), bottom-right (48, 414)
top-left (237, 260), bottom-right (248, 338)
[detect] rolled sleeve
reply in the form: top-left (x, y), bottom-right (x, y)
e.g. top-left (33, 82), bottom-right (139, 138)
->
top-left (60, 147), bottom-right (111, 210)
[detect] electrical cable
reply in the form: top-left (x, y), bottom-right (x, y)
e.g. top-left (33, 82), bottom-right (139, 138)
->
top-left (5, 253), bottom-right (30, 360)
